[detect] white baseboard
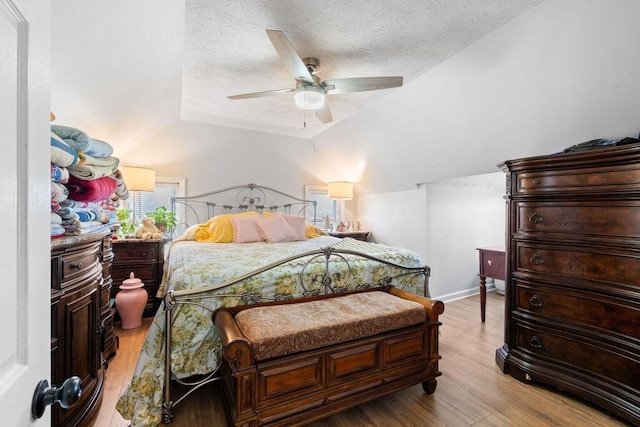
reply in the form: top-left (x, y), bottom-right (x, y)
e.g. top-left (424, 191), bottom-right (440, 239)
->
top-left (434, 284), bottom-right (495, 303)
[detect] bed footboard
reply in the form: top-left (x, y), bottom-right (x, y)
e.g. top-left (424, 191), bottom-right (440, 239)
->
top-left (160, 246), bottom-right (430, 423)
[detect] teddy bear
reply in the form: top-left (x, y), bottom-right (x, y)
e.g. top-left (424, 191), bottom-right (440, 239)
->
top-left (136, 217), bottom-right (164, 240)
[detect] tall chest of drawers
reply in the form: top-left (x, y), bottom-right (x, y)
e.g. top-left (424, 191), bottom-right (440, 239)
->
top-left (496, 144), bottom-right (640, 425)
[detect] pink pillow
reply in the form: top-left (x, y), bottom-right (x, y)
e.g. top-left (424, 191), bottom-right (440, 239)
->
top-left (280, 215), bottom-right (307, 241)
top-left (230, 216), bottom-right (264, 243)
top-left (256, 215), bottom-right (298, 243)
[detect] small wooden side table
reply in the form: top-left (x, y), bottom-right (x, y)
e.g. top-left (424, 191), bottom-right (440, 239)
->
top-left (328, 231), bottom-right (370, 242)
top-left (476, 246), bottom-right (505, 322)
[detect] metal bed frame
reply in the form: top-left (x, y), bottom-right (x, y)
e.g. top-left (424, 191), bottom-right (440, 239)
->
top-left (159, 184), bottom-right (430, 423)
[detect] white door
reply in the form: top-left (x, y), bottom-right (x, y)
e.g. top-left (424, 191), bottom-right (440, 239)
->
top-left (0, 0), bottom-right (52, 425)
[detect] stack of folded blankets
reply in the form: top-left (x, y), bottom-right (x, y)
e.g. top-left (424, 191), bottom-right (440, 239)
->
top-left (50, 124), bottom-right (129, 239)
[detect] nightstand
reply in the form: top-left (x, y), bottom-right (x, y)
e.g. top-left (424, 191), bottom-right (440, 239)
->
top-left (328, 231), bottom-right (370, 242)
top-left (111, 238), bottom-right (165, 318)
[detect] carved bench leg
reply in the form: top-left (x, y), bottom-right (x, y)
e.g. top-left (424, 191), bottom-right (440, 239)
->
top-left (422, 379), bottom-right (437, 394)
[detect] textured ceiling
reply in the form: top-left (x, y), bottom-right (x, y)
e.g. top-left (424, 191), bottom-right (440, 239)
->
top-left (181, 0), bottom-right (541, 138)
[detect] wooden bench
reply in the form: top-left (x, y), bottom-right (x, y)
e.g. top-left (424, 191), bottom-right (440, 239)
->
top-left (213, 285), bottom-right (445, 427)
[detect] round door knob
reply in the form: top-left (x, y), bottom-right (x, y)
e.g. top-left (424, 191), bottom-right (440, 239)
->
top-left (31, 376), bottom-right (82, 419)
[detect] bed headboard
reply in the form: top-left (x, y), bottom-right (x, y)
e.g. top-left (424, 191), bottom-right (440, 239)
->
top-left (171, 183), bottom-right (317, 232)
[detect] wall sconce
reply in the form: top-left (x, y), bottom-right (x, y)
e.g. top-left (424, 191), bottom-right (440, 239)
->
top-left (328, 181), bottom-right (353, 200)
top-left (120, 166), bottom-right (156, 223)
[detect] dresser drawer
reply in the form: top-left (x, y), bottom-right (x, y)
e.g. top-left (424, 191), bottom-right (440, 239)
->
top-left (514, 243), bottom-right (640, 287)
top-left (61, 245), bottom-right (101, 285)
top-left (478, 248), bottom-right (505, 280)
top-left (113, 242), bottom-right (158, 261)
top-left (515, 281), bottom-right (640, 340)
top-left (514, 163), bottom-right (640, 195)
top-left (111, 266), bottom-right (157, 283)
top-left (514, 321), bottom-right (639, 391)
top-left (516, 202), bottom-right (640, 240)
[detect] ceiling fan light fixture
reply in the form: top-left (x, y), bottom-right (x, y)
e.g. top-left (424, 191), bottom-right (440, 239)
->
top-left (294, 85), bottom-right (325, 110)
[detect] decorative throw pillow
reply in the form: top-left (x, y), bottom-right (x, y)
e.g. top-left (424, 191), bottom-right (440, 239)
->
top-left (256, 215), bottom-right (297, 243)
top-left (305, 224), bottom-right (325, 238)
top-left (262, 212), bottom-right (308, 240)
top-left (194, 211), bottom-right (259, 243)
top-left (230, 216), bottom-right (264, 243)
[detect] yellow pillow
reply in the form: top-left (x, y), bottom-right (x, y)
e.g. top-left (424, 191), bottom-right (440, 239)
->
top-left (194, 211), bottom-right (259, 242)
top-left (263, 211), bottom-right (321, 238)
top-left (306, 225), bottom-right (321, 239)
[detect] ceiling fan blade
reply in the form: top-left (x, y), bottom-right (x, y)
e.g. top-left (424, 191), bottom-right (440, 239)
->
top-left (266, 30), bottom-right (314, 84)
top-left (314, 103), bottom-right (333, 124)
top-left (322, 76), bottom-right (403, 94)
top-left (227, 88), bottom-right (294, 100)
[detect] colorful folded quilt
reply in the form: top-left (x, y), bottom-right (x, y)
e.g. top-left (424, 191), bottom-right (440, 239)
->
top-left (65, 175), bottom-right (117, 203)
top-left (60, 200), bottom-right (101, 209)
top-left (58, 207), bottom-right (105, 222)
top-left (51, 125), bottom-right (113, 157)
top-left (51, 164), bottom-right (70, 183)
top-left (101, 198), bottom-right (120, 211)
top-left (64, 224), bottom-right (108, 236)
top-left (50, 132), bottom-right (79, 167)
top-left (51, 182), bottom-right (69, 203)
top-left (51, 201), bottom-right (60, 213)
top-left (51, 224), bottom-right (65, 238)
top-left (62, 219), bottom-right (106, 229)
top-left (111, 169), bottom-right (129, 200)
top-left (68, 163), bottom-right (119, 180)
top-left (78, 152), bottom-right (120, 168)
top-left (50, 212), bottom-right (62, 225)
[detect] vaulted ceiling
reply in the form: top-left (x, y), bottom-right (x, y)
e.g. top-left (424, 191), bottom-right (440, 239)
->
top-left (181, 0), bottom-right (542, 138)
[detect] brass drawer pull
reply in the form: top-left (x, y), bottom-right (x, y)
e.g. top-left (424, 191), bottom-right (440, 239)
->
top-left (530, 336), bottom-right (544, 349)
top-left (529, 295), bottom-right (543, 308)
top-left (529, 211), bottom-right (544, 224)
top-left (529, 253), bottom-right (544, 265)
top-left (533, 178), bottom-right (541, 185)
top-left (70, 263), bottom-right (83, 270)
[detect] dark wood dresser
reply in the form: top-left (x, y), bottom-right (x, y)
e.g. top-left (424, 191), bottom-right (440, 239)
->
top-left (111, 238), bottom-right (165, 318)
top-left (51, 229), bottom-right (116, 426)
top-left (497, 144), bottom-right (640, 425)
top-left (101, 227), bottom-right (118, 361)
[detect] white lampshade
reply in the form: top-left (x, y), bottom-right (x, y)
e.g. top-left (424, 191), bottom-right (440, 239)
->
top-left (120, 166), bottom-right (156, 192)
top-left (328, 181), bottom-right (353, 200)
top-left (294, 85), bottom-right (325, 110)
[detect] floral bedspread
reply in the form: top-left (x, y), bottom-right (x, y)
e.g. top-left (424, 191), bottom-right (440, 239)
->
top-left (116, 236), bottom-right (426, 426)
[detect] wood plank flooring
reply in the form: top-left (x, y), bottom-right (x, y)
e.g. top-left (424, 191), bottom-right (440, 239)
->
top-left (91, 292), bottom-right (631, 426)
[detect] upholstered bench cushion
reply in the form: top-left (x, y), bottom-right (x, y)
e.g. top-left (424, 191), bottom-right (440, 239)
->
top-left (234, 291), bottom-right (427, 361)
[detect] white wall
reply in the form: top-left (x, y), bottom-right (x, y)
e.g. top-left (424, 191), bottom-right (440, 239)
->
top-left (358, 173), bottom-right (505, 300)
top-left (424, 173), bottom-right (505, 300)
top-left (357, 186), bottom-right (428, 258)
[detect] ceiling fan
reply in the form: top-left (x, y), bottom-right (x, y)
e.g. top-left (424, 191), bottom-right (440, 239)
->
top-left (227, 30), bottom-right (403, 124)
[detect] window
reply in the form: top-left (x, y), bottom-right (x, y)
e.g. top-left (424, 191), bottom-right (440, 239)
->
top-left (304, 185), bottom-right (344, 229)
top-left (127, 176), bottom-right (186, 235)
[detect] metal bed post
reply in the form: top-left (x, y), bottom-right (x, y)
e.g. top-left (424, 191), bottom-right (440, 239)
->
top-left (162, 294), bottom-right (175, 423)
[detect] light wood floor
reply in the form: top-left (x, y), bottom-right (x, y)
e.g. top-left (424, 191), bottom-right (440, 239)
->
top-left (91, 292), bottom-right (631, 426)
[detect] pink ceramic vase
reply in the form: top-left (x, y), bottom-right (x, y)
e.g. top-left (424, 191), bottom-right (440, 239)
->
top-left (116, 272), bottom-right (148, 329)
